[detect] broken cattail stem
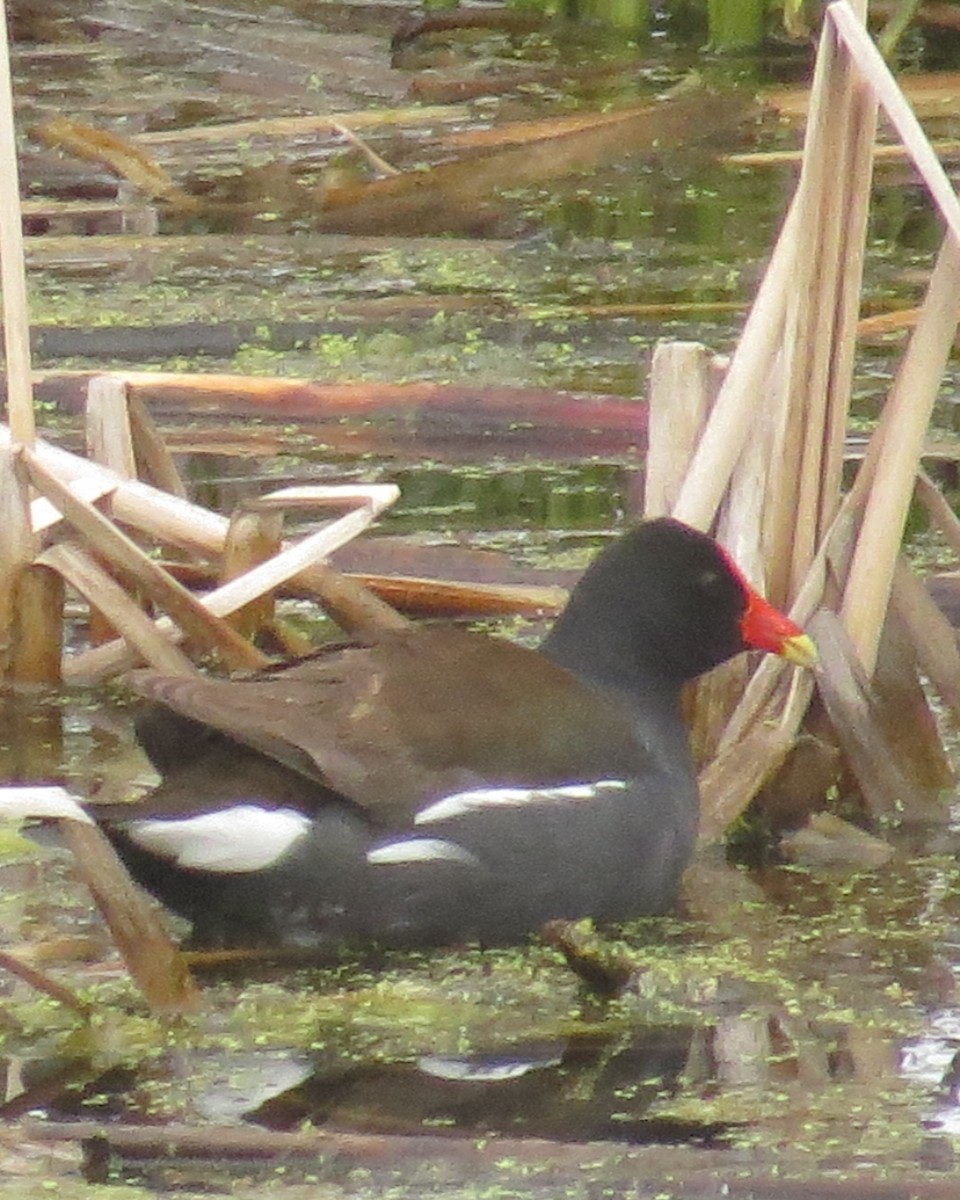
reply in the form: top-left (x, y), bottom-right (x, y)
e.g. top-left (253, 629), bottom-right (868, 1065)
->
top-left (85, 376), bottom-right (136, 478)
top-left (841, 234), bottom-right (960, 674)
top-left (0, 949), bottom-right (92, 1017)
top-left (0, 1), bottom-right (35, 446)
top-left (59, 820), bottom-right (201, 1014)
top-left (22, 447), bottom-right (269, 672)
top-left (915, 468), bottom-right (960, 560)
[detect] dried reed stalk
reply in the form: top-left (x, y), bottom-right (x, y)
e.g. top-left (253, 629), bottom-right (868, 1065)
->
top-left (125, 387), bottom-right (187, 497)
top-left (85, 376), bottom-right (137, 478)
top-left (0, 949), bottom-right (92, 1016)
top-left (61, 820), bottom-right (201, 1013)
top-left (684, 1), bottom-right (960, 840)
top-left (0, 420), bottom-right (406, 676)
top-left (0, 9), bottom-right (49, 681)
top-left (31, 474), bottom-right (119, 533)
top-left (644, 342), bottom-right (718, 518)
top-left (23, 448), bottom-right (269, 672)
top-left (221, 506), bottom-right (284, 639)
top-left (808, 610), bottom-right (942, 822)
top-left (0, 449), bottom-right (39, 678)
top-left (0, 786), bottom-right (199, 1013)
top-left (780, 6), bottom-right (877, 599)
top-left (0, 2), bottom-right (34, 446)
top-left (827, 0), bottom-right (960, 673)
top-left (60, 483), bottom-right (406, 682)
top-left (915, 468), bottom-right (960, 558)
top-left (840, 236), bottom-right (960, 673)
top-left (681, 1), bottom-right (875, 837)
top-left (670, 198), bottom-right (798, 541)
top-left (832, 2), bottom-right (960, 243)
top-left (889, 559), bottom-right (960, 717)
top-left (36, 540), bottom-right (198, 675)
top-left (10, 566), bottom-right (64, 684)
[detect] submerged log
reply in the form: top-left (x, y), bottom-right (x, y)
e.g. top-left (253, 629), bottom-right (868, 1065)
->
top-left (315, 91), bottom-right (755, 237)
top-left (29, 370), bottom-right (645, 443)
top-left (23, 1119), bottom-right (960, 1197)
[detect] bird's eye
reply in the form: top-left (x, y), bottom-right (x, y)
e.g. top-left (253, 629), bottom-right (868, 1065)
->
top-left (698, 568), bottom-right (722, 592)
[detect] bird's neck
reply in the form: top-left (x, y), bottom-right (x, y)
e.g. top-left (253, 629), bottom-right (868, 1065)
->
top-left (540, 613), bottom-right (682, 699)
top-left (540, 628), bottom-right (693, 777)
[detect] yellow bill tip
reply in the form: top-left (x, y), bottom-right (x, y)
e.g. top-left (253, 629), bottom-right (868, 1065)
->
top-left (780, 631), bottom-right (818, 669)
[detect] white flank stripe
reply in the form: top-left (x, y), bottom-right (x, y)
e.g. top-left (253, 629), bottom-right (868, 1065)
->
top-left (125, 805), bottom-right (311, 872)
top-left (367, 837), bottom-right (480, 867)
top-left (0, 786), bottom-right (93, 825)
top-left (414, 779), bottom-right (630, 825)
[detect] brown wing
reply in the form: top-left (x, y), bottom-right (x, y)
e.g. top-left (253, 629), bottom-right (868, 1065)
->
top-left (127, 626), bottom-right (642, 829)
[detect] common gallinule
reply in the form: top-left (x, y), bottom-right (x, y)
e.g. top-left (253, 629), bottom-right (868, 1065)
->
top-left (90, 518), bottom-right (815, 950)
